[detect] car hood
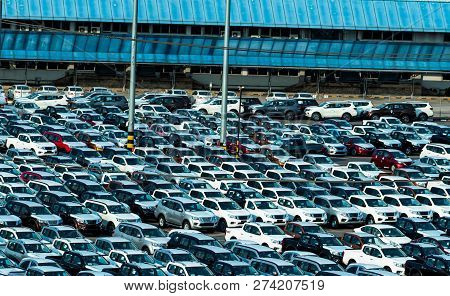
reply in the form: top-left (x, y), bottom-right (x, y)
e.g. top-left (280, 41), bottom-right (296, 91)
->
top-left (66, 142), bottom-right (87, 148)
top-left (322, 245), bottom-right (350, 254)
top-left (135, 200), bottom-right (158, 209)
top-left (36, 143), bottom-right (56, 149)
top-left (416, 230), bottom-right (445, 237)
top-left (30, 214), bottom-right (62, 224)
top-left (302, 208), bottom-right (326, 215)
top-left (407, 139), bottom-right (429, 146)
top-left (70, 213), bottom-right (101, 222)
top-left (316, 163), bottom-right (337, 171)
top-left (335, 208), bottom-right (360, 215)
top-left (144, 237), bottom-right (170, 246)
top-left (373, 207), bottom-right (398, 214)
top-left (379, 139), bottom-right (401, 146)
top-left (225, 209), bottom-right (251, 216)
top-left (259, 209), bottom-right (287, 216)
top-left (0, 215), bottom-right (21, 222)
top-left (356, 143), bottom-right (375, 150)
top-left (91, 141), bottom-right (115, 148)
top-left (382, 236), bottom-right (411, 246)
top-left (85, 157), bottom-right (103, 163)
top-left (396, 158), bottom-right (413, 163)
top-left (188, 211), bottom-right (215, 218)
top-left (391, 257), bottom-right (412, 265)
top-left (0, 268), bottom-right (25, 276)
top-left (85, 264), bottom-right (118, 272)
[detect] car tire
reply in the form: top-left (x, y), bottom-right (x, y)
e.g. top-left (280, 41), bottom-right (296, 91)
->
top-left (312, 112), bottom-right (321, 121)
top-left (293, 216), bottom-right (302, 222)
top-left (342, 113), bottom-right (352, 122)
top-left (217, 219), bottom-right (228, 232)
top-left (410, 269), bottom-right (422, 276)
top-left (255, 217), bottom-right (263, 222)
top-left (418, 113), bottom-right (428, 121)
top-left (262, 243), bottom-right (269, 247)
top-left (384, 266), bottom-right (392, 272)
top-left (366, 215), bottom-right (375, 225)
top-left (348, 259), bottom-right (356, 265)
top-left (400, 115), bottom-right (410, 123)
top-left (182, 220), bottom-right (191, 230)
top-left (330, 216), bottom-right (339, 229)
top-left (142, 246), bottom-right (151, 254)
top-left (158, 215), bottom-right (166, 228)
top-left (33, 220), bottom-right (41, 231)
top-left (350, 149), bottom-right (357, 156)
top-left (286, 111), bottom-right (295, 121)
top-left (199, 109), bottom-right (208, 114)
top-left (370, 115), bottom-right (380, 120)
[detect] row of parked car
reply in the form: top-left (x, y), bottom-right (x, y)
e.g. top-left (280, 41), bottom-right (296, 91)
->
top-left (0, 87), bottom-right (449, 276)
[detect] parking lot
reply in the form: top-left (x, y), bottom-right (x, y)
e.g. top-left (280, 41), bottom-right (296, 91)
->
top-left (0, 86), bottom-right (449, 277)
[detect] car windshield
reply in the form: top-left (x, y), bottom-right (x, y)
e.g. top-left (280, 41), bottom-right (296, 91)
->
top-left (434, 158), bottom-right (450, 166)
top-left (293, 199), bottom-right (316, 208)
top-left (382, 248), bottom-right (406, 258)
top-left (142, 228), bottom-right (166, 238)
top-left (71, 242), bottom-right (97, 252)
top-left (391, 151), bottom-right (408, 159)
top-left (358, 164), bottom-right (379, 172)
top-left (0, 207), bottom-right (10, 215)
top-left (68, 206), bottom-right (91, 214)
top-left (232, 266), bottom-right (259, 275)
top-left (322, 264), bottom-right (343, 272)
top-left (58, 229), bottom-right (82, 238)
top-left (380, 228), bottom-right (404, 237)
top-left (329, 199), bottom-right (352, 208)
top-left (218, 201), bottom-right (241, 210)
top-left (127, 254), bottom-right (155, 264)
top-left (366, 199), bottom-right (388, 207)
top-left (16, 231), bottom-right (42, 240)
top-left (0, 257), bottom-right (17, 268)
top-left (254, 201), bottom-right (278, 209)
top-left (112, 241), bottom-right (136, 250)
top-left (84, 255), bottom-right (109, 266)
top-left (75, 123), bottom-right (91, 129)
top-left (399, 198), bottom-right (422, 206)
top-left (320, 237), bottom-right (343, 246)
top-left (276, 265), bottom-right (303, 275)
top-left (107, 204), bottom-right (129, 214)
top-left (322, 137), bottom-right (339, 144)
top-left (61, 135), bottom-right (78, 142)
top-left (11, 186), bottom-right (34, 194)
top-left (134, 193), bottom-right (155, 202)
top-left (216, 252), bottom-right (240, 262)
top-left (408, 172), bottom-right (426, 179)
top-left (360, 236), bottom-right (385, 246)
top-left (29, 206), bottom-right (52, 215)
top-left (380, 189), bottom-right (399, 195)
top-left (29, 136), bottom-right (47, 142)
top-left (347, 171), bottom-right (367, 179)
top-left (183, 203), bottom-right (206, 212)
top-left (432, 198), bottom-right (450, 206)
top-left (416, 222), bottom-right (437, 231)
top-left (171, 253), bottom-right (197, 262)
top-left (314, 157), bottom-right (334, 164)
top-left (126, 158), bottom-right (146, 165)
top-left (24, 243), bottom-right (52, 253)
top-left (185, 266), bottom-right (213, 276)
top-left (260, 226), bottom-right (284, 235)
top-left (420, 166), bottom-right (439, 174)
top-left (261, 182), bottom-right (282, 188)
top-left (83, 151), bottom-right (102, 158)
top-left (423, 247), bottom-right (444, 256)
top-left (170, 166), bottom-right (190, 174)
top-left (260, 251), bottom-right (282, 260)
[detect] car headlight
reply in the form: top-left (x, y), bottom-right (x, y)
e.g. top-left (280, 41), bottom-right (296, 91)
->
top-left (357, 212), bottom-right (363, 218)
top-left (339, 213), bottom-right (349, 218)
top-left (191, 216), bottom-right (200, 221)
top-left (76, 218), bottom-right (86, 224)
top-left (270, 239), bottom-right (281, 244)
top-left (393, 262), bottom-right (403, 267)
top-left (330, 250), bottom-right (342, 256)
top-left (116, 218), bottom-right (124, 222)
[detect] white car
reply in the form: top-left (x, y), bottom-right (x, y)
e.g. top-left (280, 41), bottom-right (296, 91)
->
top-left (379, 117), bottom-right (403, 127)
top-left (416, 194), bottom-right (450, 218)
top-left (266, 92), bottom-right (289, 101)
top-left (410, 102), bottom-right (434, 121)
top-left (420, 144), bottom-right (450, 160)
top-left (193, 98), bottom-right (242, 115)
top-left (166, 261), bottom-right (213, 276)
top-left (420, 157), bottom-right (450, 172)
top-left (201, 197), bottom-right (251, 231)
top-left (113, 222), bottom-right (169, 255)
top-left (51, 238), bottom-right (96, 255)
top-left (36, 86), bottom-right (59, 94)
top-left (291, 93), bottom-right (314, 99)
top-left (342, 244), bottom-right (412, 275)
top-left (351, 100), bottom-right (373, 117)
top-left (84, 199), bottom-right (141, 233)
top-left (355, 224), bottom-right (411, 247)
top-left (302, 154), bottom-right (337, 172)
top-left (347, 162), bottom-right (383, 179)
top-left (351, 125), bottom-right (377, 136)
top-left (225, 222), bottom-right (289, 252)
top-left (8, 85), bottom-right (31, 99)
top-left (243, 199), bottom-right (289, 226)
top-left (383, 195), bottom-right (433, 220)
top-left (191, 90), bottom-right (212, 104)
top-left (276, 196), bottom-right (327, 224)
top-left (330, 167), bottom-right (373, 182)
top-left (304, 101), bottom-right (357, 121)
top-left (29, 93), bottom-right (68, 109)
top-left (6, 133), bottom-right (57, 156)
top-left (349, 195), bottom-right (399, 224)
top-left (112, 155), bottom-right (151, 174)
top-left (63, 86), bottom-right (84, 99)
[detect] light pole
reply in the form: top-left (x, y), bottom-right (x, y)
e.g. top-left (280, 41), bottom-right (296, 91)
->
top-left (220, 0), bottom-right (231, 146)
top-left (127, 0), bottom-right (138, 151)
top-left (236, 86), bottom-right (244, 157)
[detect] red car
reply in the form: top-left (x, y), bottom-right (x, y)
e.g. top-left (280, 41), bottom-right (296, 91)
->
top-left (226, 135), bottom-right (260, 155)
top-left (371, 149), bottom-right (413, 171)
top-left (340, 135), bottom-right (375, 156)
top-left (19, 171), bottom-right (60, 184)
top-left (78, 113), bottom-right (104, 126)
top-left (43, 131), bottom-right (85, 153)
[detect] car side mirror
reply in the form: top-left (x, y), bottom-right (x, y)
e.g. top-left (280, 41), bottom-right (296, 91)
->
top-left (272, 272), bottom-right (278, 276)
top-left (177, 208), bottom-right (183, 212)
top-left (102, 210), bottom-right (107, 214)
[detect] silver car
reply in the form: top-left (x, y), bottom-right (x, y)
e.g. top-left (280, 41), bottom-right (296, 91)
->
top-left (154, 197), bottom-right (218, 230)
top-left (4, 239), bottom-right (60, 262)
top-left (313, 195), bottom-right (364, 228)
top-left (113, 222), bottom-right (169, 255)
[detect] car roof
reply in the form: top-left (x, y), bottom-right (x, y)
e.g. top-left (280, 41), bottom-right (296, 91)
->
top-left (120, 222), bottom-right (158, 230)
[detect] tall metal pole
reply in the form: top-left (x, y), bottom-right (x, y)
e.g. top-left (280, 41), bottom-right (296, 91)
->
top-left (127, 0), bottom-right (138, 151)
top-left (236, 86), bottom-right (243, 157)
top-left (220, 0), bottom-right (231, 146)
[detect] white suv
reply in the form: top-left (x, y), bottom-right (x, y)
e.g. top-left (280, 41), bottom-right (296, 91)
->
top-left (63, 86), bottom-right (84, 99)
top-left (276, 196), bottom-right (327, 224)
top-left (304, 101), bottom-right (357, 121)
top-left (8, 85), bottom-right (31, 99)
top-left (410, 102), bottom-right (433, 121)
top-left (266, 92), bottom-right (289, 100)
top-left (349, 195), bottom-right (399, 224)
top-left (420, 144), bottom-right (450, 160)
top-left (201, 197), bottom-right (251, 231)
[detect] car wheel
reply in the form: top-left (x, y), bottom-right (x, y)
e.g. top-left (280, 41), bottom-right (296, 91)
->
top-left (370, 115), bottom-right (380, 120)
top-left (217, 219), bottom-right (228, 232)
top-left (384, 266), bottom-right (392, 272)
top-left (230, 236), bottom-right (237, 240)
top-left (182, 221), bottom-right (191, 230)
top-left (106, 223), bottom-right (115, 235)
top-left (199, 109), bottom-right (208, 114)
top-left (330, 216), bottom-right (339, 229)
top-left (342, 113), bottom-right (352, 122)
top-left (312, 112), bottom-right (321, 121)
top-left (262, 243), bottom-right (269, 247)
top-left (255, 111), bottom-right (264, 116)
top-left (418, 113), bottom-right (428, 121)
top-left (293, 216), bottom-right (302, 222)
top-left (285, 111), bottom-right (295, 121)
top-left (401, 115), bottom-right (410, 123)
top-left (33, 220), bottom-right (41, 231)
top-left (432, 213), bottom-right (440, 223)
top-left (142, 246), bottom-right (151, 254)
top-left (366, 215), bottom-right (375, 225)
top-left (350, 149), bottom-right (357, 156)
top-left (348, 259), bottom-right (356, 265)
top-left (158, 215), bottom-right (166, 228)
top-left (411, 269), bottom-right (422, 276)
top-left (405, 147), bottom-right (412, 155)
top-left (255, 217), bottom-right (263, 222)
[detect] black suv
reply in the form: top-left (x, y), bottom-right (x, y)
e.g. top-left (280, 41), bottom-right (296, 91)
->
top-left (367, 103), bottom-right (416, 123)
top-left (396, 218), bottom-right (443, 239)
top-left (167, 232), bottom-right (222, 252)
top-left (89, 95), bottom-right (128, 110)
top-left (390, 131), bottom-right (427, 155)
top-left (146, 95), bottom-right (191, 112)
top-left (249, 99), bottom-right (300, 120)
top-left (190, 245), bottom-right (240, 268)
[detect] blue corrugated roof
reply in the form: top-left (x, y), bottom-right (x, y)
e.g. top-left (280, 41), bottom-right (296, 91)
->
top-left (2, 0), bottom-right (450, 32)
top-left (1, 31), bottom-right (448, 71)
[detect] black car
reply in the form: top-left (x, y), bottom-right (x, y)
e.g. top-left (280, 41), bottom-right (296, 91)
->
top-left (58, 251), bottom-right (119, 275)
top-left (249, 162), bottom-right (281, 174)
top-left (295, 98), bottom-right (319, 116)
top-left (50, 202), bottom-right (101, 233)
top-left (416, 236), bottom-right (450, 254)
top-left (367, 103), bottom-right (416, 123)
top-left (405, 254), bottom-right (450, 276)
top-left (390, 131), bottom-right (427, 155)
top-left (402, 242), bottom-right (445, 263)
top-left (36, 190), bottom-right (80, 206)
top-left (249, 99), bottom-right (300, 120)
top-left (103, 113), bottom-right (129, 130)
top-left (396, 218), bottom-right (443, 240)
top-left (5, 200), bottom-right (61, 231)
top-left (426, 125), bottom-right (450, 145)
top-left (43, 106), bottom-right (72, 119)
top-left (143, 179), bottom-right (177, 194)
top-left (102, 147), bottom-right (132, 160)
top-left (89, 95), bottom-right (128, 110)
top-left (240, 97), bottom-right (262, 117)
top-left (282, 233), bottom-right (348, 263)
top-left (363, 131), bottom-right (401, 149)
top-left (65, 179), bottom-right (106, 197)
top-left (118, 262), bottom-right (165, 276)
top-left (190, 245), bottom-right (240, 268)
top-left (146, 95), bottom-right (191, 112)
top-left (167, 232), bottom-right (221, 252)
top-left (434, 217), bottom-right (450, 235)
top-left (69, 147), bottom-right (103, 167)
top-left (226, 188), bottom-right (264, 208)
top-left (330, 186), bottom-right (364, 200)
top-left (113, 189), bottom-right (157, 220)
top-left (211, 260), bottom-right (259, 276)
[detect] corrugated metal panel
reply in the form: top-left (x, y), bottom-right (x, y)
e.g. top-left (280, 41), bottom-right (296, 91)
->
top-left (28, 0), bottom-right (42, 19)
top-left (62, 0), bottom-right (77, 20)
top-left (271, 0), bottom-right (287, 27)
top-left (385, 1), bottom-right (401, 31)
top-left (99, 0), bottom-right (113, 22)
top-left (168, 0), bottom-right (183, 23)
top-left (305, 0), bottom-right (321, 28)
top-left (1, 31), bottom-right (449, 71)
top-left (373, 1), bottom-right (389, 30)
top-left (328, 0), bottom-right (344, 28)
top-left (75, 0), bottom-right (90, 21)
top-left (143, 0), bottom-right (159, 23)
top-left (418, 1), bottom-right (435, 32)
top-left (202, 0), bottom-right (219, 24)
top-left (87, 0), bottom-right (102, 22)
top-left (16, 0), bottom-right (30, 19)
top-left (40, 0), bottom-right (53, 20)
top-left (179, 0), bottom-right (195, 23)
top-left (248, 0), bottom-right (265, 26)
top-left (350, 0), bottom-right (366, 29)
top-left (283, 0), bottom-right (299, 27)
top-left (191, 0), bottom-right (206, 24)
top-left (110, 0), bottom-right (125, 22)
top-left (317, 0), bottom-right (333, 28)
